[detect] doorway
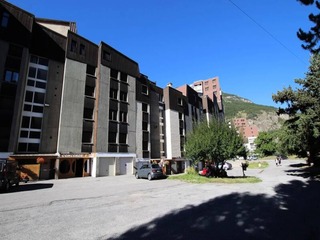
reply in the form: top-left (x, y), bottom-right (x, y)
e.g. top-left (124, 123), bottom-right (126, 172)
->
top-left (75, 159), bottom-right (84, 177)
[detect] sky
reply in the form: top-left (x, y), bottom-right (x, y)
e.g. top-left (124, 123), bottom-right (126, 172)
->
top-left (6, 0), bottom-right (317, 107)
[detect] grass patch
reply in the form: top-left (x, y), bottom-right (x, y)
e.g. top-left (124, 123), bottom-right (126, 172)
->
top-left (248, 161), bottom-right (269, 169)
top-left (168, 173), bottom-right (261, 184)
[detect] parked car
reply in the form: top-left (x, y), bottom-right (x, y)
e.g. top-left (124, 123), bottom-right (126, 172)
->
top-left (135, 164), bottom-right (164, 180)
top-left (219, 161), bottom-right (232, 170)
top-left (0, 159), bottom-right (20, 192)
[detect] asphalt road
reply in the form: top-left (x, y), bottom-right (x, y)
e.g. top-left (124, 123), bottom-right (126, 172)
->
top-left (1, 159), bottom-right (319, 240)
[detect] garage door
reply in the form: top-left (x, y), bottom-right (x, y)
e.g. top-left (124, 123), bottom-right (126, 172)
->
top-left (99, 158), bottom-right (115, 176)
top-left (119, 158), bottom-right (133, 175)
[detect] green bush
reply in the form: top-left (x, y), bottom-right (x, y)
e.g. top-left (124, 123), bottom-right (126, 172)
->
top-left (185, 166), bottom-right (198, 175)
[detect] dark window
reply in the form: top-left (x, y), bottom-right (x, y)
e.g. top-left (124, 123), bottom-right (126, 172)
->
top-left (1, 12), bottom-right (9, 28)
top-left (108, 132), bottom-right (117, 143)
top-left (110, 69), bottom-right (118, 79)
top-left (23, 104), bottom-right (32, 111)
top-left (85, 85), bottom-right (95, 97)
top-left (142, 122), bottom-right (148, 131)
top-left (119, 133), bottom-right (127, 144)
top-left (142, 103), bottom-right (148, 112)
top-left (21, 116), bottom-right (30, 128)
top-left (29, 143), bottom-right (39, 152)
top-left (120, 72), bottom-right (127, 82)
top-left (142, 84), bottom-right (148, 95)
top-left (120, 111), bottom-right (127, 123)
top-left (103, 51), bottom-right (111, 61)
top-left (82, 131), bottom-right (92, 143)
top-left (159, 94), bottom-right (163, 102)
top-left (27, 79), bottom-right (35, 87)
top-left (37, 69), bottom-right (47, 80)
top-left (31, 117), bottom-right (42, 129)
top-left (20, 131), bottom-right (28, 138)
top-left (109, 109), bottom-right (117, 121)
top-left (25, 91), bottom-right (33, 102)
top-left (36, 81), bottom-right (46, 89)
top-left (18, 143), bottom-right (27, 152)
top-left (178, 98), bottom-right (183, 106)
top-left (143, 141), bottom-right (148, 151)
top-left (38, 58), bottom-right (48, 66)
top-left (110, 88), bottom-right (118, 99)
top-left (71, 40), bottom-right (77, 52)
top-left (86, 65), bottom-right (95, 75)
top-left (30, 56), bottom-right (38, 64)
top-left (80, 44), bottom-right (85, 55)
top-left (34, 92), bottom-right (45, 104)
top-left (29, 131), bottom-right (41, 139)
top-left (120, 91), bottom-right (127, 102)
top-left (32, 106), bottom-right (43, 113)
top-left (83, 108), bottom-right (94, 120)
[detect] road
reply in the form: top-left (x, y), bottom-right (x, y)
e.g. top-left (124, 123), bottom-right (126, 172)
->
top-left (1, 159), bottom-right (319, 240)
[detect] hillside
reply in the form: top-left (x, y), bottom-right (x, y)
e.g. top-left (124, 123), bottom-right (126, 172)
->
top-left (223, 92), bottom-right (287, 132)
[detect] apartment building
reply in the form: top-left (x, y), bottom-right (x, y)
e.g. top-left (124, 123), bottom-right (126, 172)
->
top-left (0, 0), bottom-right (140, 179)
top-left (0, 0), bottom-right (224, 179)
top-left (191, 76), bottom-right (224, 120)
top-left (233, 118), bottom-right (259, 138)
top-left (135, 74), bottom-right (165, 164)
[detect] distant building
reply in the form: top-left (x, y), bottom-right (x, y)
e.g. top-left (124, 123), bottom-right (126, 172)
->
top-left (190, 76), bottom-right (224, 120)
top-left (232, 118), bottom-right (259, 152)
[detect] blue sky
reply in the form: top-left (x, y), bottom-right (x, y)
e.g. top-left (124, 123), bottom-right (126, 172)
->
top-left (7, 0), bottom-right (317, 106)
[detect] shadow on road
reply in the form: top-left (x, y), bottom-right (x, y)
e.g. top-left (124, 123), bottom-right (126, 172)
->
top-left (286, 163), bottom-right (320, 179)
top-left (109, 174), bottom-right (320, 239)
top-left (2, 183), bottom-right (54, 193)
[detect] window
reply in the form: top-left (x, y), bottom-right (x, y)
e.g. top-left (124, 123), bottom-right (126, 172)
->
top-left (141, 84), bottom-right (148, 95)
top-left (159, 94), bottom-right (163, 103)
top-left (108, 132), bottom-right (117, 143)
top-left (120, 72), bottom-right (127, 82)
top-left (80, 44), bottom-right (85, 55)
top-left (120, 91), bottom-right (127, 102)
top-left (142, 122), bottom-right (148, 131)
top-left (178, 98), bottom-right (183, 106)
top-left (21, 116), bottom-right (30, 128)
top-left (25, 91), bottom-right (33, 102)
top-left (110, 88), bottom-right (118, 99)
top-left (31, 117), bottom-right (42, 129)
top-left (120, 111), bottom-right (127, 123)
top-left (109, 109), bottom-right (117, 121)
top-left (119, 133), bottom-right (127, 144)
top-left (142, 103), bottom-right (148, 112)
top-left (205, 87), bottom-right (209, 91)
top-left (4, 70), bottom-right (19, 82)
top-left (1, 12), bottom-right (9, 28)
top-left (37, 69), bottom-right (47, 80)
top-left (110, 69), bottom-right (118, 79)
top-left (71, 40), bottom-right (77, 52)
top-left (103, 51), bottom-right (111, 61)
top-left (34, 92), bottom-right (45, 104)
top-left (204, 81), bottom-right (208, 85)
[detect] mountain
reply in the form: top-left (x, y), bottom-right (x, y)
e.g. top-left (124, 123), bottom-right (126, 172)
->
top-left (222, 92), bottom-right (287, 132)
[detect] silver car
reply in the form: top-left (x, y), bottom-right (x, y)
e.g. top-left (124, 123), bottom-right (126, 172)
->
top-left (135, 164), bottom-right (164, 180)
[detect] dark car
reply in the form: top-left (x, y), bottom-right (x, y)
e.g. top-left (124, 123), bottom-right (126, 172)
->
top-left (135, 164), bottom-right (164, 180)
top-left (0, 159), bottom-right (20, 192)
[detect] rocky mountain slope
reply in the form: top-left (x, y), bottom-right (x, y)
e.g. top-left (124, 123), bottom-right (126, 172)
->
top-left (223, 92), bottom-right (288, 132)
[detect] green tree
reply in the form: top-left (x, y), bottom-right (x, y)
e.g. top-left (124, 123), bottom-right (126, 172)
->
top-left (297, 0), bottom-right (320, 53)
top-left (185, 119), bottom-right (245, 176)
top-left (272, 53), bottom-right (320, 164)
top-left (255, 131), bottom-right (277, 156)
